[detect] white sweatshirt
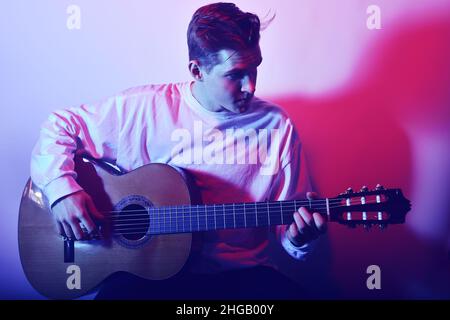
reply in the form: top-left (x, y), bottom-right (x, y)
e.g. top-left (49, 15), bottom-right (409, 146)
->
top-left (31, 81), bottom-right (314, 273)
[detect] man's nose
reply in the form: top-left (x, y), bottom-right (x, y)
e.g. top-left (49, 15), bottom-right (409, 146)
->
top-left (241, 75), bottom-right (256, 95)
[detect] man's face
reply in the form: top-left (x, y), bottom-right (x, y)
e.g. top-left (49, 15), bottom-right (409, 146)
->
top-left (200, 46), bottom-right (262, 113)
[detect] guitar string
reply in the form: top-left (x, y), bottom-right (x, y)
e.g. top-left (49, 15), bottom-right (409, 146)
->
top-left (108, 200), bottom-right (376, 217)
top-left (101, 198), bottom-right (342, 215)
top-left (108, 203), bottom-right (337, 219)
top-left (105, 195), bottom-right (385, 214)
top-left (108, 204), bottom-right (339, 220)
top-left (102, 197), bottom-right (380, 217)
top-left (111, 217), bottom-right (391, 236)
top-left (108, 200), bottom-right (389, 231)
top-left (108, 208), bottom-right (390, 236)
top-left (108, 199), bottom-right (384, 223)
top-left (113, 209), bottom-right (386, 228)
top-left (111, 218), bottom-right (390, 236)
top-left (109, 204), bottom-right (340, 224)
top-left (111, 213), bottom-right (391, 237)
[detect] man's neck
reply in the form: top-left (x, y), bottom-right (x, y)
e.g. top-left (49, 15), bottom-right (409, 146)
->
top-left (191, 81), bottom-right (222, 113)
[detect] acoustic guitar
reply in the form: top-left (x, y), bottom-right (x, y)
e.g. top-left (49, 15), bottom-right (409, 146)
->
top-left (18, 157), bottom-right (411, 299)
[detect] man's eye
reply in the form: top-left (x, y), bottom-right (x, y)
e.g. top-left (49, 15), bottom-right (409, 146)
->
top-left (227, 73), bottom-right (242, 80)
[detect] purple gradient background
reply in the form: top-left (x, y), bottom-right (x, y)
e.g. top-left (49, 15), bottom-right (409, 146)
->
top-left (1, 0), bottom-right (449, 299)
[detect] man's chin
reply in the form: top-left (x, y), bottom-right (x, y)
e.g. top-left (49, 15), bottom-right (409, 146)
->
top-left (218, 101), bottom-right (249, 114)
top-left (235, 100), bottom-right (250, 112)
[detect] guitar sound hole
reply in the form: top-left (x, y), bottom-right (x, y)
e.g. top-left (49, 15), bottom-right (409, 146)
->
top-left (116, 204), bottom-right (150, 241)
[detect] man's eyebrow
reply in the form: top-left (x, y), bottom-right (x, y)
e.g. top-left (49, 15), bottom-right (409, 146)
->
top-left (224, 68), bottom-right (245, 74)
top-left (224, 58), bottom-right (263, 74)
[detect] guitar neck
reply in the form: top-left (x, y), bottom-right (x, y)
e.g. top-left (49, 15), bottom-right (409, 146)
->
top-left (143, 199), bottom-right (333, 235)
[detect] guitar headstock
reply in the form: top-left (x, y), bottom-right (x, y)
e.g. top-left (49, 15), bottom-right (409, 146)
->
top-left (328, 184), bottom-right (411, 229)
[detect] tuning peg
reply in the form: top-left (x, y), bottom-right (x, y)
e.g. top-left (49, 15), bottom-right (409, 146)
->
top-left (346, 187), bottom-right (354, 194)
top-left (360, 186), bottom-right (369, 192)
top-left (375, 184), bottom-right (385, 190)
top-left (378, 224), bottom-right (387, 230)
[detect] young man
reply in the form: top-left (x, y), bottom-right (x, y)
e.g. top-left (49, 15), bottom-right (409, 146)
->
top-left (31, 2), bottom-right (326, 299)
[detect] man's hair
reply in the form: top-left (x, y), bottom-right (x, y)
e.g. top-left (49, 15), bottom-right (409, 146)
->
top-left (187, 2), bottom-right (261, 72)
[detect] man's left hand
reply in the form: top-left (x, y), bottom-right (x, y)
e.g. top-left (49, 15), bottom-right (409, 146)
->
top-left (286, 192), bottom-right (327, 247)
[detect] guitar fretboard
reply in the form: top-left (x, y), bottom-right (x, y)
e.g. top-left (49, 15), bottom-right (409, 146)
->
top-left (135, 199), bottom-right (334, 235)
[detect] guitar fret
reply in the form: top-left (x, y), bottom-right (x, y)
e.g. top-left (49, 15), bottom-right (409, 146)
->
top-left (158, 207), bottom-right (160, 234)
top-left (326, 198), bottom-right (330, 221)
top-left (280, 202), bottom-right (284, 225)
top-left (223, 204), bottom-right (226, 228)
top-left (233, 203), bottom-right (236, 228)
top-left (148, 207), bottom-right (151, 234)
top-left (244, 203), bottom-right (247, 228)
top-left (166, 206), bottom-right (169, 233)
top-left (159, 207), bottom-right (162, 234)
top-left (148, 208), bottom-right (152, 234)
top-left (197, 205), bottom-right (200, 231)
top-left (204, 206), bottom-right (209, 230)
top-left (181, 206), bottom-right (184, 232)
top-left (164, 206), bottom-right (167, 233)
top-left (156, 207), bottom-right (158, 234)
top-left (214, 204), bottom-right (217, 230)
top-left (154, 198), bottom-right (349, 233)
top-left (255, 202), bottom-right (258, 227)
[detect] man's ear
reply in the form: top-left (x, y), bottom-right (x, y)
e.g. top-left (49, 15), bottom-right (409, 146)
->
top-left (189, 60), bottom-right (203, 81)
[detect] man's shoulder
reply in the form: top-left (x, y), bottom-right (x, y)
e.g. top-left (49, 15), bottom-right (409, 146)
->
top-left (250, 97), bottom-right (293, 123)
top-left (118, 82), bottom-right (189, 99)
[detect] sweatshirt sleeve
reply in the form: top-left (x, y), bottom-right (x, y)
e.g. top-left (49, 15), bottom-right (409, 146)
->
top-left (30, 95), bottom-right (121, 206)
top-left (268, 117), bottom-right (316, 261)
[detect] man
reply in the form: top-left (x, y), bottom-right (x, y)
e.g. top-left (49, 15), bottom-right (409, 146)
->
top-left (31, 2), bottom-right (326, 299)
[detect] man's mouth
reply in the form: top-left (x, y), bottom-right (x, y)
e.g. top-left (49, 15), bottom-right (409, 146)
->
top-left (236, 96), bottom-right (252, 104)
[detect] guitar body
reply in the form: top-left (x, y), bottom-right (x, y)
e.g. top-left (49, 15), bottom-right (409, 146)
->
top-left (19, 157), bottom-right (411, 299)
top-left (18, 160), bottom-right (192, 299)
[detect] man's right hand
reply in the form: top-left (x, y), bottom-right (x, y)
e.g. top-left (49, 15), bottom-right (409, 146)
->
top-left (51, 190), bottom-right (104, 240)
